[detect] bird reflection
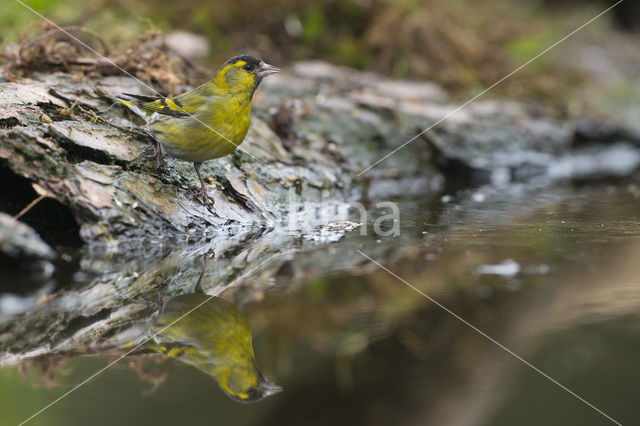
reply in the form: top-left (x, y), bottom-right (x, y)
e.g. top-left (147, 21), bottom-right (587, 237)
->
top-left (146, 265), bottom-right (281, 402)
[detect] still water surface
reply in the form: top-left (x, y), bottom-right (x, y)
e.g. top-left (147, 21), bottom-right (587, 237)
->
top-left (2, 181), bottom-right (640, 426)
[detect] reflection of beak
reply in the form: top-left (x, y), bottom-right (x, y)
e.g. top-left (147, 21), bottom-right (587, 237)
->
top-left (260, 378), bottom-right (283, 396)
top-left (256, 61), bottom-right (280, 78)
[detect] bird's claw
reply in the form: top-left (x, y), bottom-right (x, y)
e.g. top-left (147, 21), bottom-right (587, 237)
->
top-left (142, 142), bottom-right (164, 168)
top-left (191, 186), bottom-right (215, 205)
top-left (145, 152), bottom-right (164, 168)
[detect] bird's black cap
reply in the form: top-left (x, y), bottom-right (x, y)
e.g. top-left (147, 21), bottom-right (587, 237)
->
top-left (225, 55), bottom-right (262, 70)
top-left (223, 55), bottom-right (279, 88)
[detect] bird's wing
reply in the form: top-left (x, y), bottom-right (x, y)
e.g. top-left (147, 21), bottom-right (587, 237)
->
top-left (122, 80), bottom-right (218, 117)
top-left (121, 92), bottom-right (193, 118)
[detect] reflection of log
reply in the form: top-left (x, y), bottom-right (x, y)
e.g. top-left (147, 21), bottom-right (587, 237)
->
top-left (0, 224), bottom-right (387, 364)
top-left (2, 181), bottom-right (639, 426)
top-left (0, 212), bottom-right (54, 263)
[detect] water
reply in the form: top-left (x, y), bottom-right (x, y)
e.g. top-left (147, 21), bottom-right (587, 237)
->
top-left (2, 180), bottom-right (640, 426)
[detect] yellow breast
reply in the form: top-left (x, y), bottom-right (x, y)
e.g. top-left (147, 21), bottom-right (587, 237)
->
top-left (150, 93), bottom-right (252, 163)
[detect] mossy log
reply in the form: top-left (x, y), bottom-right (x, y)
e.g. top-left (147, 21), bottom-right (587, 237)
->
top-left (2, 61), bottom-right (640, 247)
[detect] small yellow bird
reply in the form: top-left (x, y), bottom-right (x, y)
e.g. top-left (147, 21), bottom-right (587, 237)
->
top-left (118, 55), bottom-right (279, 203)
top-left (147, 293), bottom-right (282, 402)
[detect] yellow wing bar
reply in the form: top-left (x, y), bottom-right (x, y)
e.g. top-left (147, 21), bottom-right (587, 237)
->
top-left (121, 93), bottom-right (190, 118)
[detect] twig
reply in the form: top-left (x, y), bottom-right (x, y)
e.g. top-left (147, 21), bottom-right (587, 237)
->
top-left (14, 194), bottom-right (47, 220)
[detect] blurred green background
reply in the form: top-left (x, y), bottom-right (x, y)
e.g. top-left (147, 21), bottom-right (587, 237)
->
top-left (3, 0), bottom-right (638, 96)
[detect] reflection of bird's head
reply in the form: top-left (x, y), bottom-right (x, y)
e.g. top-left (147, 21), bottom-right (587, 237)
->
top-left (148, 294), bottom-right (282, 402)
top-left (214, 55), bottom-right (280, 94)
top-left (225, 370), bottom-right (283, 403)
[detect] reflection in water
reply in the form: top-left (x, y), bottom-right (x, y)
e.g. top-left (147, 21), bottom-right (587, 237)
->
top-left (146, 293), bottom-right (282, 402)
top-left (4, 183), bottom-right (640, 425)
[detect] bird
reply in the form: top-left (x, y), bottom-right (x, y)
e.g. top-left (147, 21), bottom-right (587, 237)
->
top-left (146, 293), bottom-right (282, 402)
top-left (118, 55), bottom-right (280, 204)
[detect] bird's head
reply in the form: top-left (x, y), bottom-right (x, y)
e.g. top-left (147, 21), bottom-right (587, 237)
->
top-left (214, 55), bottom-right (279, 94)
top-left (148, 293), bottom-right (282, 403)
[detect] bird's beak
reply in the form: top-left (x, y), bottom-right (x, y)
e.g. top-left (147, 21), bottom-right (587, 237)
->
top-left (259, 378), bottom-right (283, 397)
top-left (256, 61), bottom-right (280, 78)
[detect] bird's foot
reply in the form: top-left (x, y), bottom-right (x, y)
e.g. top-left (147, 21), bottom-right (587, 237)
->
top-left (192, 162), bottom-right (215, 205)
top-left (142, 142), bottom-right (164, 169)
top-left (191, 186), bottom-right (215, 205)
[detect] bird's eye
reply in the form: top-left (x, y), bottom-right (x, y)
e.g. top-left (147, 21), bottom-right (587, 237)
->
top-left (243, 64), bottom-right (252, 71)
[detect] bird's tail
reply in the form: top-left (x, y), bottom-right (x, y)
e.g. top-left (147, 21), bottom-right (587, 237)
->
top-left (117, 97), bottom-right (150, 121)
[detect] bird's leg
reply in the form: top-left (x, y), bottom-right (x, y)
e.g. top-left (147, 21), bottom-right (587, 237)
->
top-left (151, 291), bottom-right (164, 321)
top-left (143, 140), bottom-right (164, 168)
top-left (154, 142), bottom-right (164, 168)
top-left (194, 252), bottom-right (216, 292)
top-left (193, 162), bottom-right (214, 205)
top-left (194, 254), bottom-right (210, 293)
